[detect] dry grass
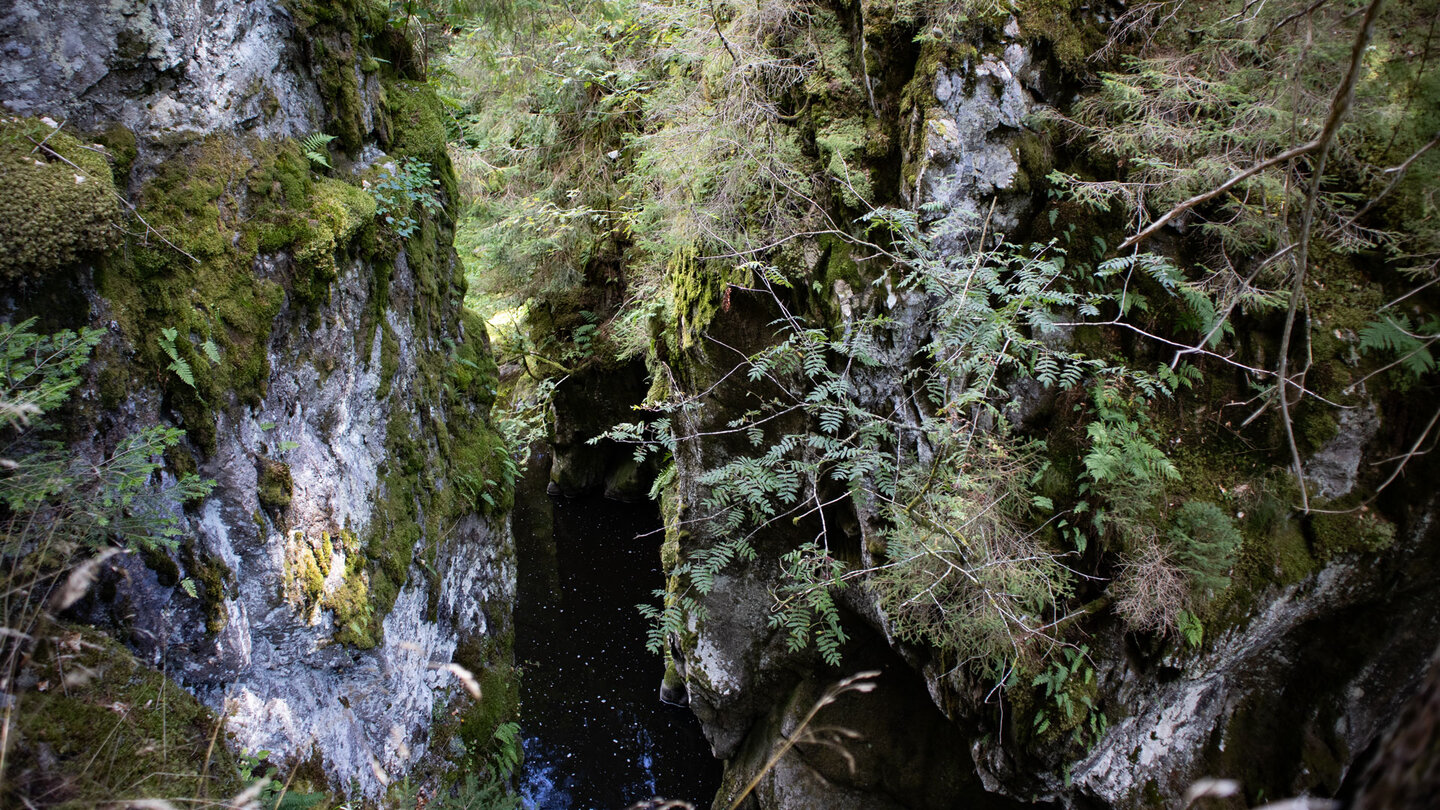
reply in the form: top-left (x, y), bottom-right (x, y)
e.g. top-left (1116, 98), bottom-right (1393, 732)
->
top-left (1113, 539), bottom-right (1190, 634)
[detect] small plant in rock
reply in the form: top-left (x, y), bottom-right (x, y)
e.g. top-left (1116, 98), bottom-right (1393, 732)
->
top-left (373, 157), bottom-right (443, 238)
top-left (300, 132), bottom-right (338, 170)
top-left (1028, 645), bottom-right (1107, 747)
top-left (157, 326), bottom-right (220, 391)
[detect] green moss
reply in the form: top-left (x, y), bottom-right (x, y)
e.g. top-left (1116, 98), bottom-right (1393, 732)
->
top-left (7, 626), bottom-right (245, 808)
top-left (1011, 130), bottom-right (1054, 195)
top-left (1237, 482), bottom-right (1317, 586)
top-left (283, 0), bottom-right (391, 153)
top-left (291, 176), bottom-right (378, 307)
top-left (92, 123), bottom-right (138, 186)
top-left (187, 546), bottom-right (235, 634)
top-left (140, 545), bottom-right (182, 586)
top-left (816, 118), bottom-right (874, 206)
top-left (456, 662), bottom-right (520, 756)
top-left (378, 320), bottom-right (401, 394)
top-left (668, 257), bottom-right (754, 351)
top-left (1296, 407), bottom-right (1339, 454)
top-left (818, 233), bottom-right (862, 291)
top-left (257, 457), bottom-right (295, 514)
top-left (1014, 0), bottom-right (1105, 69)
top-left (0, 119), bottom-right (126, 279)
top-left (328, 531), bottom-right (378, 648)
top-left (95, 135), bottom-right (379, 453)
top-left (1309, 507), bottom-right (1396, 561)
top-left (385, 80), bottom-right (459, 204)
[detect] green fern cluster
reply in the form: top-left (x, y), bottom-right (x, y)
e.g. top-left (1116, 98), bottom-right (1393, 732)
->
top-left (1, 320), bottom-right (215, 554)
top-left (1360, 315), bottom-right (1439, 381)
top-left (157, 326), bottom-right (221, 390)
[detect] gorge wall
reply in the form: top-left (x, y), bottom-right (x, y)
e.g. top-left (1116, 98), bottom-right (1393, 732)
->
top-left (1, 0), bottom-right (514, 802)
top-left (659, 11), bottom-right (1440, 810)
top-left (455, 2), bottom-right (1440, 808)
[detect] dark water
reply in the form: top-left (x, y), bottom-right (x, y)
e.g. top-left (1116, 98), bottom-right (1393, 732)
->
top-left (513, 464), bottom-right (721, 810)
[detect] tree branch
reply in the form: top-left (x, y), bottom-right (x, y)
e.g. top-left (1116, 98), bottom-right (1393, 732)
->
top-left (1117, 138), bottom-right (1321, 252)
top-left (1277, 0), bottom-right (1387, 512)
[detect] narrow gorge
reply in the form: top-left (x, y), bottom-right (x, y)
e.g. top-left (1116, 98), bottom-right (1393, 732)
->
top-left (1, 1), bottom-right (1437, 810)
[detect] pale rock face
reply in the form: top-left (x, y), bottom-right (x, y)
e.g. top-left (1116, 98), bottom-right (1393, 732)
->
top-left (0, 1), bottom-right (514, 800)
top-left (90, 252), bottom-right (513, 801)
top-left (181, 257), bottom-right (514, 798)
top-left (1056, 506), bottom-right (1440, 807)
top-left (918, 39), bottom-right (1037, 245)
top-left (682, 571), bottom-right (786, 758)
top-left (1308, 399), bottom-right (1380, 499)
top-left (0, 0), bottom-right (321, 142)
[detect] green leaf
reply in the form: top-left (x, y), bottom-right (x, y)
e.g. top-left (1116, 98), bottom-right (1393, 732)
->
top-left (169, 357), bottom-right (195, 388)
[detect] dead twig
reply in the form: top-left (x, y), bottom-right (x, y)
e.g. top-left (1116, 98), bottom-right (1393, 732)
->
top-left (1277, 0), bottom-right (1387, 513)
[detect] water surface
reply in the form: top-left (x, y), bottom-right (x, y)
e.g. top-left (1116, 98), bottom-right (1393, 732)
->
top-left (513, 460), bottom-right (720, 810)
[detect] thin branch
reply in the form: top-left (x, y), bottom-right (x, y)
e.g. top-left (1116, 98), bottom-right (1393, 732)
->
top-left (1277, 0), bottom-right (1387, 513)
top-left (1117, 138), bottom-right (1322, 252)
top-left (1258, 0), bottom-right (1332, 45)
top-left (1369, 403), bottom-right (1440, 497)
top-left (1343, 131), bottom-right (1440, 225)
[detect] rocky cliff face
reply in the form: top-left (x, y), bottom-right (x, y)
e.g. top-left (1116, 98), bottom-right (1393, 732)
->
top-left (1, 1), bottom-right (513, 801)
top-left (642, 11), bottom-right (1440, 810)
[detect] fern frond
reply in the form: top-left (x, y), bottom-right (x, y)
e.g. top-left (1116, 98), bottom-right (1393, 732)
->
top-left (168, 357), bottom-right (195, 389)
top-left (300, 133), bottom-right (337, 169)
top-left (1360, 316), bottom-right (1436, 379)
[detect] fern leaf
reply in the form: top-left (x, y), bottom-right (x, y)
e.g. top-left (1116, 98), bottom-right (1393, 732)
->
top-left (1360, 316), bottom-right (1435, 378)
top-left (300, 133), bottom-right (337, 169)
top-left (169, 357), bottom-right (195, 388)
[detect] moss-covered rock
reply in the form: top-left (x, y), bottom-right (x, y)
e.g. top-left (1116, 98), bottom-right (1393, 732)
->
top-left (0, 118), bottom-right (125, 279)
top-left (1310, 507), bottom-right (1397, 561)
top-left (257, 457), bottom-right (295, 514)
top-left (6, 625), bottom-right (245, 808)
top-left (95, 135), bottom-right (382, 453)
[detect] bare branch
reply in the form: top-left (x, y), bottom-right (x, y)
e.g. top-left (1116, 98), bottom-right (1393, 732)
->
top-left (1277, 0), bottom-right (1388, 512)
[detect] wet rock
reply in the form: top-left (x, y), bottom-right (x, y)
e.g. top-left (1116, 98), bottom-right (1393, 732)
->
top-left (1308, 400), bottom-right (1380, 500)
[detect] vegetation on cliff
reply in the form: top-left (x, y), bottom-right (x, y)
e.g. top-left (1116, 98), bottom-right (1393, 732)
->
top-left (445, 0), bottom-right (1437, 799)
top-left (1, 1), bottom-right (522, 806)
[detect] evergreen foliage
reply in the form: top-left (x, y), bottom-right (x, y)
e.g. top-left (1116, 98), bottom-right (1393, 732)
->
top-left (1, 320), bottom-right (214, 554)
top-left (444, 0), bottom-right (1438, 736)
top-left (1167, 501), bottom-right (1243, 604)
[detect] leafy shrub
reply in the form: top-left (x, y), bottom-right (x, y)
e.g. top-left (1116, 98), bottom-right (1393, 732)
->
top-left (373, 157), bottom-right (443, 237)
top-left (870, 439), bottom-right (1073, 680)
top-left (1, 319), bottom-right (214, 554)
